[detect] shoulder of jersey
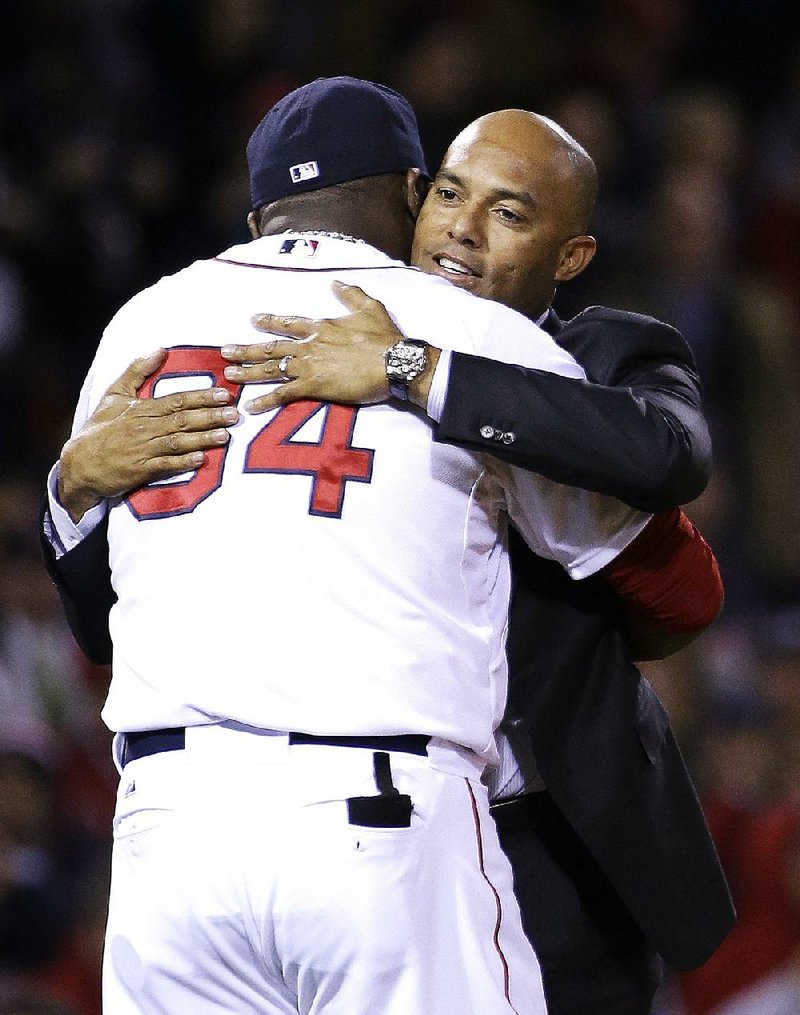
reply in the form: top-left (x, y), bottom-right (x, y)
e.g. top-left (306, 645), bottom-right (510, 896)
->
top-left (396, 264), bottom-right (535, 325)
top-left (100, 255), bottom-right (225, 334)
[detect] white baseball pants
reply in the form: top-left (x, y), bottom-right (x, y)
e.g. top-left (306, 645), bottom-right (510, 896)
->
top-left (103, 722), bottom-right (546, 1014)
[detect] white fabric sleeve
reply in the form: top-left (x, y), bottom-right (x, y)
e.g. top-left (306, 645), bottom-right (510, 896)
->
top-left (44, 464), bottom-right (108, 558)
top-left (425, 349), bottom-right (452, 422)
top-left (43, 356), bottom-right (108, 559)
top-left (491, 459), bottom-right (653, 579)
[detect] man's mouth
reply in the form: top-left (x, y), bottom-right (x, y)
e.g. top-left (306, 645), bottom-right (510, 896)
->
top-left (434, 255), bottom-right (480, 278)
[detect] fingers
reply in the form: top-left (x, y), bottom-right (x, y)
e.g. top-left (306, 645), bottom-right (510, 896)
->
top-left (153, 425), bottom-right (232, 456)
top-left (222, 351), bottom-right (299, 385)
top-left (221, 338), bottom-right (300, 368)
top-left (137, 447), bottom-right (220, 481)
top-left (150, 451), bottom-right (208, 475)
top-left (111, 349), bottom-right (168, 397)
top-left (140, 389), bottom-right (238, 420)
top-left (330, 281), bottom-right (384, 314)
top-left (243, 380), bottom-right (308, 414)
top-left (247, 313), bottom-right (316, 339)
top-left (160, 404), bottom-right (240, 433)
top-left (246, 288), bottom-right (383, 337)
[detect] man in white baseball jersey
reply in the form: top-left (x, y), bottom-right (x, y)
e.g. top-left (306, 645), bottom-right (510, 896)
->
top-left (47, 78), bottom-right (655, 1015)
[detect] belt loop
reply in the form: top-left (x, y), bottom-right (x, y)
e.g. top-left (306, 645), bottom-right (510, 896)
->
top-left (373, 752), bottom-right (400, 796)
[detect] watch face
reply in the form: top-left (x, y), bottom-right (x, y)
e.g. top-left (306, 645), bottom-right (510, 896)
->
top-left (385, 342), bottom-right (426, 401)
top-left (387, 342), bottom-right (426, 377)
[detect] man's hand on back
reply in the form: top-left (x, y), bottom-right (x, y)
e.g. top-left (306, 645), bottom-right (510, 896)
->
top-left (58, 349), bottom-right (239, 523)
top-left (222, 281), bottom-right (440, 413)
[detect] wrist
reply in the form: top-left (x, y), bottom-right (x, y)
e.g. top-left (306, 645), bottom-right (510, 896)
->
top-left (408, 346), bottom-right (441, 409)
top-left (58, 437), bottom-right (103, 523)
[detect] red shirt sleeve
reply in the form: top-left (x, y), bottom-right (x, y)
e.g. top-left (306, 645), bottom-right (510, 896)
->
top-left (599, 507), bottom-right (724, 634)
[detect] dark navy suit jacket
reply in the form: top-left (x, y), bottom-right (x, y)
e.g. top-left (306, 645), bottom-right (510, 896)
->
top-left (437, 306), bottom-right (734, 968)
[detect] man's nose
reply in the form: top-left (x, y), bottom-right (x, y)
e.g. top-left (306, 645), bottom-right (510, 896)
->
top-left (447, 206), bottom-right (483, 247)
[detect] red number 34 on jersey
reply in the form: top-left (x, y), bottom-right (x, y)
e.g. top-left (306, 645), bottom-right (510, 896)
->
top-left (126, 346), bottom-right (374, 521)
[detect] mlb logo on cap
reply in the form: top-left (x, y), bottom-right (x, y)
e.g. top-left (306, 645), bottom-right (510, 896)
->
top-left (290, 161), bottom-right (320, 184)
top-left (247, 77), bottom-right (428, 209)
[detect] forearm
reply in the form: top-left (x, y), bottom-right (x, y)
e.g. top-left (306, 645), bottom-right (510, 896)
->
top-left (600, 507), bottom-right (724, 660)
top-left (40, 504), bottom-right (114, 665)
top-left (437, 353), bottom-right (711, 512)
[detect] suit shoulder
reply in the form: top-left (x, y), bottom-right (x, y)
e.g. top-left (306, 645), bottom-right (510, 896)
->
top-left (558, 305), bottom-right (696, 377)
top-left (572, 302), bottom-right (678, 330)
top-left (569, 305), bottom-right (686, 345)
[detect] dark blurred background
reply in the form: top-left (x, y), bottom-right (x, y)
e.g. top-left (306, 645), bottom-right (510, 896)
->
top-left (0, 2), bottom-right (798, 1013)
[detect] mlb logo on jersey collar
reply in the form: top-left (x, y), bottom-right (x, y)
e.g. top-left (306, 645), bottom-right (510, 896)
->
top-left (290, 160), bottom-right (320, 183)
top-left (279, 238), bottom-right (320, 257)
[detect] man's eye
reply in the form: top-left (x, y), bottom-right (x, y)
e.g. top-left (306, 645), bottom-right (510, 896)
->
top-left (496, 207), bottom-right (522, 223)
top-left (437, 188), bottom-right (458, 201)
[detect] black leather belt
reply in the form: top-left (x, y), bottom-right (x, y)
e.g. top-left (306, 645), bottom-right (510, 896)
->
top-left (124, 727), bottom-right (185, 764)
top-left (489, 791), bottom-right (549, 834)
top-left (121, 728), bottom-right (430, 765)
top-left (288, 732), bottom-right (430, 755)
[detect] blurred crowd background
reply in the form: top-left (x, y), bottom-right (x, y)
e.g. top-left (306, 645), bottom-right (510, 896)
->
top-left (0, 1), bottom-right (798, 1013)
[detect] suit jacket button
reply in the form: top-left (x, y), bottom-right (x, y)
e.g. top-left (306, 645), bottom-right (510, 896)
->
top-left (480, 425), bottom-right (495, 439)
top-left (501, 431), bottom-right (516, 444)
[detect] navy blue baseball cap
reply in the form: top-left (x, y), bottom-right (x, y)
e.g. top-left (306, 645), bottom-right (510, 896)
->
top-left (247, 76), bottom-right (428, 210)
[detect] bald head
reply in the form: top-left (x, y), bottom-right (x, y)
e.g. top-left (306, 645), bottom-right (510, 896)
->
top-left (451, 110), bottom-right (598, 235)
top-left (412, 108), bottom-right (599, 319)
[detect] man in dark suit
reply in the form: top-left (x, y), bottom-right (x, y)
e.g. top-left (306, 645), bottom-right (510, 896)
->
top-left (218, 108), bottom-right (736, 1014)
top-left (42, 109), bottom-right (734, 1014)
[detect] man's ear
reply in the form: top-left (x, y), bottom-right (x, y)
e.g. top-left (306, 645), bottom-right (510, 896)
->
top-left (404, 168), bottom-right (430, 221)
top-left (247, 210), bottom-right (261, 239)
top-left (555, 235), bottom-right (597, 282)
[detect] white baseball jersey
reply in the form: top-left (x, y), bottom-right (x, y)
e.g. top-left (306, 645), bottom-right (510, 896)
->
top-left (71, 234), bottom-right (650, 758)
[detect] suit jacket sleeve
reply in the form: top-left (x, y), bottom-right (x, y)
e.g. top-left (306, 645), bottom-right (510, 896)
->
top-left (435, 307), bottom-right (712, 513)
top-left (40, 504), bottom-right (114, 665)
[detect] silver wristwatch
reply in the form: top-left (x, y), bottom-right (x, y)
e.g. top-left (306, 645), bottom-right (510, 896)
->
top-left (384, 339), bottom-right (428, 401)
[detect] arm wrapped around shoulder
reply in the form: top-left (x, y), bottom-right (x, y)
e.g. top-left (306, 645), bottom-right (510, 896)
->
top-left (600, 507), bottom-right (724, 658)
